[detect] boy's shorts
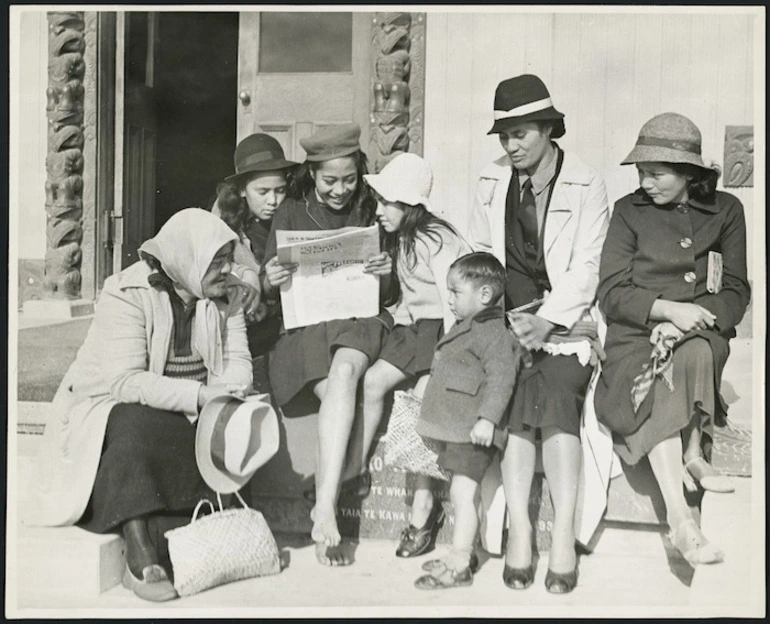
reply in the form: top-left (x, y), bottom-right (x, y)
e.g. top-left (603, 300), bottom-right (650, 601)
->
top-left (430, 440), bottom-right (498, 484)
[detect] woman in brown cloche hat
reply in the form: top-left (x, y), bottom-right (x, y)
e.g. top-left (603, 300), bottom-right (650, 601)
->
top-left (261, 123), bottom-right (396, 566)
top-left (595, 113), bottom-right (750, 567)
top-left (211, 133), bottom-right (298, 356)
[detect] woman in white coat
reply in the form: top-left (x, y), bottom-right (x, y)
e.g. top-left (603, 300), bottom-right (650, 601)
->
top-left (33, 209), bottom-right (253, 601)
top-left (468, 75), bottom-right (609, 594)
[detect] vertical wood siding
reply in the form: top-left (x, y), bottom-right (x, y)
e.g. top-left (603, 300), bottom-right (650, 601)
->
top-left (424, 11), bottom-right (758, 275)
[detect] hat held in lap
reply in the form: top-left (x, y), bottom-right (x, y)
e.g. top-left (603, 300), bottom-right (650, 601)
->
top-left (488, 74), bottom-right (566, 137)
top-left (196, 394), bottom-right (280, 493)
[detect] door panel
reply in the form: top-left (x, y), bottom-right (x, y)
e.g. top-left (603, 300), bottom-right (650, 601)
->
top-left (237, 11), bottom-right (370, 160)
top-left (114, 11), bottom-right (158, 270)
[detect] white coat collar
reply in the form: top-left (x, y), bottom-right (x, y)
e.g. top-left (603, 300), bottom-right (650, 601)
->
top-left (479, 151), bottom-right (594, 186)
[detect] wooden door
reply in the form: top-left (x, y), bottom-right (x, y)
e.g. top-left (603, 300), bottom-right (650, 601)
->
top-left (113, 11), bottom-right (158, 271)
top-left (236, 11), bottom-right (371, 161)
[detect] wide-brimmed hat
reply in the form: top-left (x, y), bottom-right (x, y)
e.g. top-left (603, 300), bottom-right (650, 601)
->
top-left (225, 133), bottom-right (298, 183)
top-left (195, 394), bottom-right (280, 493)
top-left (300, 122), bottom-right (361, 162)
top-left (621, 113), bottom-right (706, 168)
top-left (363, 152), bottom-right (433, 212)
top-left (488, 74), bottom-right (566, 138)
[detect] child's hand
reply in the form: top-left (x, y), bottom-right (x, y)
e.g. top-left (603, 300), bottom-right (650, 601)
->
top-left (470, 418), bottom-right (495, 447)
top-left (363, 252), bottom-right (392, 276)
top-left (265, 256), bottom-right (297, 290)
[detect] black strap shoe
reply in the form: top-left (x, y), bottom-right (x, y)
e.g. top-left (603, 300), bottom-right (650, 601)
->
top-left (503, 562), bottom-right (535, 589)
top-left (395, 505), bottom-right (445, 558)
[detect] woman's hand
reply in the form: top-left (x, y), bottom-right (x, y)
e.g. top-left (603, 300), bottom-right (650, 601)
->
top-left (470, 418), bottom-right (495, 447)
top-left (239, 283), bottom-right (262, 320)
top-left (247, 301), bottom-right (269, 324)
top-left (650, 321), bottom-right (684, 345)
top-left (264, 256), bottom-right (297, 291)
top-left (363, 252), bottom-right (392, 276)
top-left (508, 312), bottom-right (555, 350)
top-left (197, 383), bottom-right (249, 409)
top-left (654, 300), bottom-right (717, 333)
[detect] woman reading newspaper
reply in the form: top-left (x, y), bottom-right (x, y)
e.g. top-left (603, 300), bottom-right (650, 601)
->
top-left (261, 123), bottom-right (395, 566)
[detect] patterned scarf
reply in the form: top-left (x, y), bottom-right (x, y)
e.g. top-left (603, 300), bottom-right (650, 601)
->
top-left (631, 330), bottom-right (678, 412)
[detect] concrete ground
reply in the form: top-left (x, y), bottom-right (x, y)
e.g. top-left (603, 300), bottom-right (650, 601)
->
top-left (12, 525), bottom-right (698, 617)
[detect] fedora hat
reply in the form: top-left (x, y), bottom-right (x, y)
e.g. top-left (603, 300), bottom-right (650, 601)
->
top-left (488, 74), bottom-right (566, 138)
top-left (621, 113), bottom-right (706, 168)
top-left (300, 122), bottom-right (362, 162)
top-left (363, 152), bottom-right (434, 213)
top-left (195, 393), bottom-right (280, 493)
top-left (225, 133), bottom-right (298, 184)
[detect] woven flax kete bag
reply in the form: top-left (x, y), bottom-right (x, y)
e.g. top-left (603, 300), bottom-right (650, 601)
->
top-left (381, 390), bottom-right (451, 481)
top-left (165, 492), bottom-right (281, 597)
top-left (166, 393), bottom-right (282, 596)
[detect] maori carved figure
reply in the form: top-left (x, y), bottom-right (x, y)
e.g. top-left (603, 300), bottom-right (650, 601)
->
top-left (723, 126), bottom-right (754, 188)
top-left (370, 13), bottom-right (419, 172)
top-left (44, 11), bottom-right (85, 298)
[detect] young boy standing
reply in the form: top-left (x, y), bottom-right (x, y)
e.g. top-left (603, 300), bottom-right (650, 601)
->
top-left (414, 252), bottom-right (522, 589)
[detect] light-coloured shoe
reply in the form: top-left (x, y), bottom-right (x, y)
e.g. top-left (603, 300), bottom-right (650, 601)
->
top-left (685, 457), bottom-right (735, 493)
top-left (121, 563), bottom-right (178, 602)
top-left (669, 519), bottom-right (724, 566)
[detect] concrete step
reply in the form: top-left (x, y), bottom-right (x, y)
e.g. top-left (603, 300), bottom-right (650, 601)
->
top-left (689, 477), bottom-right (760, 613)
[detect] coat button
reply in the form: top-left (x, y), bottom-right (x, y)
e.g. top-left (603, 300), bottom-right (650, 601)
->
top-left (684, 271), bottom-right (696, 283)
top-left (679, 237), bottom-right (693, 249)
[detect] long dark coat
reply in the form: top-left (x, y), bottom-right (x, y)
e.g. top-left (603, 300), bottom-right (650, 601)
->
top-left (594, 189), bottom-right (750, 435)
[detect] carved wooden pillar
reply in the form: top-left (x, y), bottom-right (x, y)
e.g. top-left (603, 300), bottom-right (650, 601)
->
top-left (369, 12), bottom-right (426, 173)
top-left (44, 11), bottom-right (86, 299)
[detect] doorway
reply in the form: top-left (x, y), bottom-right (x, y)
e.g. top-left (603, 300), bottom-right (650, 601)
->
top-left (153, 12), bottom-right (239, 231)
top-left (111, 11), bottom-right (239, 272)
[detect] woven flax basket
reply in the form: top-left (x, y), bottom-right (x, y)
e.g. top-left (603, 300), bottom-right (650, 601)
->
top-left (381, 390), bottom-right (450, 481)
top-left (165, 492), bottom-right (281, 596)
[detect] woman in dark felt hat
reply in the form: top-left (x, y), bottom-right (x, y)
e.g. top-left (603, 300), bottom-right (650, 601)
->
top-left (469, 74), bottom-right (610, 594)
top-left (261, 123), bottom-right (395, 566)
top-left (595, 113), bottom-right (750, 567)
top-left (211, 133), bottom-right (299, 356)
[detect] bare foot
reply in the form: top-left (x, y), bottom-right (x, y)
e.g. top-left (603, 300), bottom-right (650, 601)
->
top-left (310, 506), bottom-right (350, 566)
top-left (315, 542), bottom-right (352, 566)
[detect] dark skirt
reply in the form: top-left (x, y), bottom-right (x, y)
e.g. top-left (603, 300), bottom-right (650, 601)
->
top-left (268, 310), bottom-right (393, 407)
top-left (246, 312), bottom-right (282, 357)
top-left (507, 351), bottom-right (593, 437)
top-left (614, 337), bottom-right (715, 466)
top-left (378, 319), bottom-right (444, 377)
top-left (78, 403), bottom-right (215, 534)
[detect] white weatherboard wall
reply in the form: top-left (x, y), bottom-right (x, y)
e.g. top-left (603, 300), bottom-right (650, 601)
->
top-left (16, 11), bottom-right (49, 260)
top-left (424, 11), bottom-right (758, 279)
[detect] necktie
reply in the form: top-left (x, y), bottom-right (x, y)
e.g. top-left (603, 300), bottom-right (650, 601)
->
top-left (518, 178), bottom-right (538, 253)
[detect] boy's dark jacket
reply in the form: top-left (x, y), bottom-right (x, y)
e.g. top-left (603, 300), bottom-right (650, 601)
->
top-left (417, 306), bottom-right (522, 451)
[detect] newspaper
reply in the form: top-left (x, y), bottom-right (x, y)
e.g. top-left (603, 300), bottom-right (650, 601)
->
top-left (276, 225), bottom-right (380, 330)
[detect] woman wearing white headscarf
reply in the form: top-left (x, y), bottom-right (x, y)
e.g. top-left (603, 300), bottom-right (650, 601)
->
top-left (33, 209), bottom-right (252, 601)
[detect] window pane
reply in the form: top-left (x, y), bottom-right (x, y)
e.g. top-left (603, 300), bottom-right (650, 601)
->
top-left (127, 12), bottom-right (149, 84)
top-left (259, 12), bottom-right (352, 73)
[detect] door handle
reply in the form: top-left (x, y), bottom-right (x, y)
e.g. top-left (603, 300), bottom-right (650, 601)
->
top-left (239, 90), bottom-right (251, 106)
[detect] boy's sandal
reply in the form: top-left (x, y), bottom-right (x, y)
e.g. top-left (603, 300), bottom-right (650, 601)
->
top-left (414, 562), bottom-right (473, 590)
top-left (422, 552), bottom-right (479, 574)
top-left (121, 563), bottom-right (178, 602)
top-left (668, 519), bottom-right (724, 566)
top-left (684, 457), bottom-right (735, 493)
